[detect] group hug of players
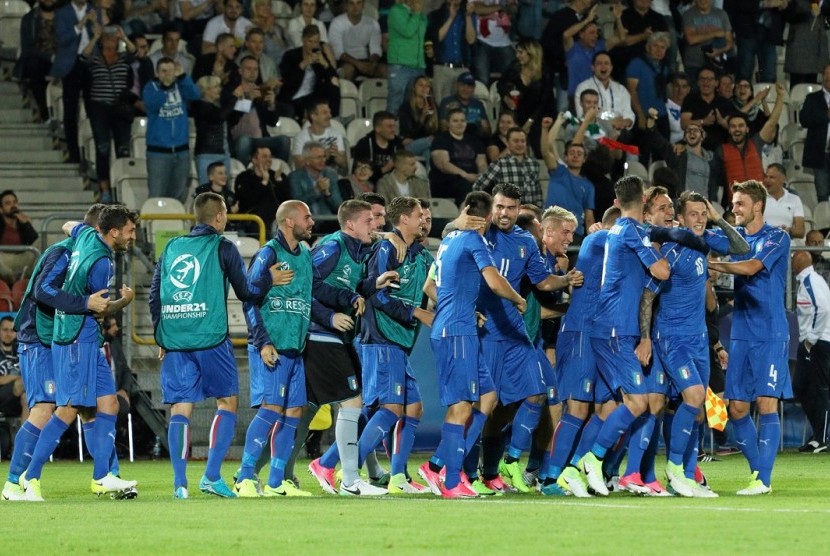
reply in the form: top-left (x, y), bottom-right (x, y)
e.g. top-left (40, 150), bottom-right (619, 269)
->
top-left (3, 172), bottom-right (789, 501)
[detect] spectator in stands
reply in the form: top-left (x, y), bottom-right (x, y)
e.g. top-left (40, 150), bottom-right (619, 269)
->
top-left (717, 72), bottom-right (735, 102)
top-left (195, 161), bottom-right (237, 211)
top-left (582, 144), bottom-right (616, 219)
top-left (289, 142), bottom-right (343, 215)
top-left (202, 0), bottom-right (252, 54)
top-left (681, 0), bottom-right (734, 80)
top-left (732, 78), bottom-right (771, 137)
top-left (785, 0), bottom-right (830, 86)
top-left (727, 0), bottom-right (786, 84)
top-left (666, 72), bottom-right (690, 143)
top-left (192, 33), bottom-right (239, 85)
top-left (17, 0), bottom-right (58, 123)
top-left (176, 0), bottom-right (216, 51)
top-left (0, 191), bottom-right (38, 286)
top-left (127, 34), bottom-right (155, 114)
top-left (398, 75), bottom-right (439, 161)
top-left (541, 112), bottom-right (595, 240)
top-left (680, 67), bottom-right (734, 151)
top-left (574, 52), bottom-right (636, 136)
top-left (341, 158), bottom-right (376, 198)
top-left (472, 127), bottom-right (542, 206)
top-left (486, 110), bottom-right (517, 162)
top-left (807, 230), bottom-right (830, 282)
top-left (149, 26), bottom-right (194, 76)
top-left (426, 0), bottom-right (475, 104)
top-left (235, 145), bottom-right (290, 234)
top-left (616, 0), bottom-right (669, 78)
top-left (560, 88), bottom-right (607, 150)
top-left (763, 162), bottom-right (806, 238)
top-left (81, 25), bottom-right (137, 204)
top-left (627, 31), bottom-right (671, 163)
top-left (386, 0), bottom-right (428, 113)
top-left (376, 149), bottom-right (430, 204)
top-left (714, 86), bottom-right (786, 206)
top-left (122, 0), bottom-right (168, 36)
top-left (429, 108), bottom-right (486, 204)
top-left (328, 0), bottom-right (385, 80)
top-left (287, 0), bottom-right (328, 48)
top-left (565, 13), bottom-right (625, 100)
top-left (469, 0), bottom-right (516, 85)
top-left (437, 71), bottom-right (491, 136)
top-left (237, 27), bottom-right (280, 85)
top-left (352, 110), bottom-right (404, 184)
top-left (277, 25), bottom-right (341, 119)
top-left (291, 100), bottom-right (347, 174)
top-left (192, 75), bottom-right (232, 185)
top-left (644, 109), bottom-right (718, 200)
top-left (498, 39), bottom-right (553, 152)
top-left (0, 317), bottom-right (25, 425)
top-left (143, 56), bottom-right (201, 203)
top-left (225, 55), bottom-right (291, 165)
top-left (541, 0), bottom-right (596, 112)
top-left (800, 65), bottom-right (830, 203)
top-left (250, 0), bottom-right (289, 67)
top-left (102, 315), bottom-right (134, 448)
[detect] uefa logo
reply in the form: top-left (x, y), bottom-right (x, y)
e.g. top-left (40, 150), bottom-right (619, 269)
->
top-left (169, 254), bottom-right (201, 289)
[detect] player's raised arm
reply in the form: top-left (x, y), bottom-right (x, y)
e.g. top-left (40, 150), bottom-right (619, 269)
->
top-left (481, 266), bottom-right (527, 314)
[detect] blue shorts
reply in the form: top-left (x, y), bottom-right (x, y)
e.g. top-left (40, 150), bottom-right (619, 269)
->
top-left (591, 335), bottom-right (647, 397)
top-left (481, 338), bottom-right (545, 405)
top-left (645, 348), bottom-right (669, 396)
top-left (18, 342), bottom-right (55, 408)
top-left (725, 339), bottom-right (793, 402)
top-left (248, 345), bottom-right (306, 409)
top-left (361, 344), bottom-right (421, 406)
top-left (431, 335), bottom-right (495, 406)
top-left (535, 345), bottom-right (560, 406)
top-left (52, 342), bottom-right (116, 407)
top-left (555, 330), bottom-right (612, 404)
top-left (655, 333), bottom-right (708, 397)
top-left (161, 338), bottom-right (239, 404)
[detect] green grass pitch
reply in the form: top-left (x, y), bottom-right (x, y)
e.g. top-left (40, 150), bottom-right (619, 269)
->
top-left (2, 453), bottom-right (829, 554)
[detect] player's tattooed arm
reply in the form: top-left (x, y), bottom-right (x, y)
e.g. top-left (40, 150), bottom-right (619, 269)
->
top-left (705, 200), bottom-right (750, 255)
top-left (635, 288), bottom-right (656, 365)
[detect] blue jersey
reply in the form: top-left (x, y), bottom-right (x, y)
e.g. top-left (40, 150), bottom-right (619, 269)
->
top-left (431, 230), bottom-right (496, 338)
top-left (561, 229), bottom-right (607, 334)
top-left (651, 241), bottom-right (708, 337)
top-left (591, 217), bottom-right (662, 339)
top-left (478, 226), bottom-right (551, 342)
top-left (730, 224), bottom-right (790, 341)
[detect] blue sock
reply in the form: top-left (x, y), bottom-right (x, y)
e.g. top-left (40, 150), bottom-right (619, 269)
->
top-left (205, 410), bottom-right (237, 481)
top-left (391, 417), bottom-right (419, 476)
top-left (641, 415), bottom-right (661, 483)
top-left (669, 403), bottom-right (700, 465)
top-left (442, 423), bottom-right (465, 489)
top-left (93, 413), bottom-right (117, 480)
top-left (239, 408), bottom-right (279, 481)
top-left (683, 422), bottom-right (700, 479)
top-left (480, 435), bottom-right (502, 478)
top-left (268, 415), bottom-right (299, 487)
top-left (109, 445), bottom-right (120, 478)
top-left (548, 413), bottom-right (583, 479)
top-left (757, 412), bottom-right (780, 486)
top-left (732, 413), bottom-right (761, 474)
top-left (623, 415), bottom-right (651, 476)
top-left (82, 421), bottom-right (94, 462)
top-left (662, 411), bottom-right (673, 456)
top-left (592, 405), bottom-right (636, 459)
top-left (527, 443), bottom-right (545, 472)
top-left (463, 441), bottom-right (481, 478)
top-left (464, 409), bottom-right (488, 477)
top-left (507, 401), bottom-right (543, 460)
top-left (8, 421), bottom-right (41, 483)
top-left (25, 415), bottom-right (69, 480)
top-left (357, 408), bottom-right (398, 467)
top-left (168, 414), bottom-right (190, 489)
top-left (319, 441), bottom-right (340, 469)
top-left (464, 409), bottom-right (487, 456)
top-left (603, 430), bottom-right (629, 478)
top-left (570, 414), bottom-right (604, 467)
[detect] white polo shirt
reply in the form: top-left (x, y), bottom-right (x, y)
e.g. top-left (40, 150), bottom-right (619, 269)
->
top-left (764, 189), bottom-right (804, 229)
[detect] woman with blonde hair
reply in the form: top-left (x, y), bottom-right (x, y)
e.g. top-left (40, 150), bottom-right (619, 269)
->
top-left (191, 74), bottom-right (232, 185)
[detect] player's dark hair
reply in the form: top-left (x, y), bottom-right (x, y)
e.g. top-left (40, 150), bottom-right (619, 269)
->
top-left (602, 206), bottom-right (621, 226)
top-left (492, 183), bottom-right (523, 201)
top-left (359, 192), bottom-right (385, 207)
top-left (516, 212), bottom-right (536, 231)
top-left (99, 205), bottom-right (139, 234)
top-left (418, 198), bottom-right (430, 210)
top-left (521, 203), bottom-right (542, 220)
top-left (194, 192), bottom-right (226, 224)
top-left (614, 175), bottom-right (646, 209)
top-left (387, 196), bottom-right (420, 226)
top-left (676, 190), bottom-right (707, 218)
top-left (84, 203), bottom-right (107, 226)
top-left (732, 179), bottom-right (768, 214)
top-left (463, 191), bottom-right (493, 218)
top-left (338, 199), bottom-right (373, 227)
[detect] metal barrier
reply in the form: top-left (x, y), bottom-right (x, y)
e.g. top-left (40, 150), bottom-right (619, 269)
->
top-left (39, 213), bottom-right (84, 252)
top-left (130, 212), bottom-right (266, 347)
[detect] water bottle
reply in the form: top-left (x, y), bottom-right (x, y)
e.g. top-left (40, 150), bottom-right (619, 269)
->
top-left (152, 436), bottom-right (161, 460)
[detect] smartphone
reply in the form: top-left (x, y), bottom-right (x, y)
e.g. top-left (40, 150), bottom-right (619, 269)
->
top-left (103, 25), bottom-right (118, 34)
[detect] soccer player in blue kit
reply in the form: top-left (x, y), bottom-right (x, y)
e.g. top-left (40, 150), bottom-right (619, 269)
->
top-left (419, 191), bottom-right (528, 498)
top-left (709, 180), bottom-right (793, 495)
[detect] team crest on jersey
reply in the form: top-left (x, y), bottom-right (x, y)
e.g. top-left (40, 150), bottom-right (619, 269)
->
top-left (547, 386), bottom-right (557, 400)
top-left (348, 375), bottom-right (358, 391)
top-left (657, 371), bottom-right (665, 385)
top-left (470, 381), bottom-right (477, 395)
top-left (280, 385), bottom-right (286, 398)
top-left (679, 366), bottom-right (691, 380)
top-left (44, 380), bottom-right (55, 395)
top-left (279, 261), bottom-right (291, 271)
top-left (169, 254), bottom-right (201, 289)
top-left (395, 383), bottom-right (403, 396)
top-left (633, 372), bottom-right (642, 386)
top-left (518, 246), bottom-right (526, 259)
top-left (583, 380), bottom-right (593, 394)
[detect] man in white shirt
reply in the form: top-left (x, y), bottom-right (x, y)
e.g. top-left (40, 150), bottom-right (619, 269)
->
top-left (291, 100), bottom-right (347, 174)
top-left (792, 249), bottom-right (830, 453)
top-left (202, 0), bottom-right (252, 54)
top-left (149, 26), bottom-right (194, 76)
top-left (469, 0), bottom-right (516, 85)
top-left (763, 162), bottom-right (805, 238)
top-left (328, 0), bottom-right (385, 80)
top-left (666, 72), bottom-right (691, 144)
top-left (574, 51), bottom-right (636, 134)
top-left (376, 149), bottom-right (431, 204)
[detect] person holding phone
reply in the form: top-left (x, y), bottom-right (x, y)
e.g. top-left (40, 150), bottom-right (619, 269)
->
top-left (277, 24), bottom-right (340, 119)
